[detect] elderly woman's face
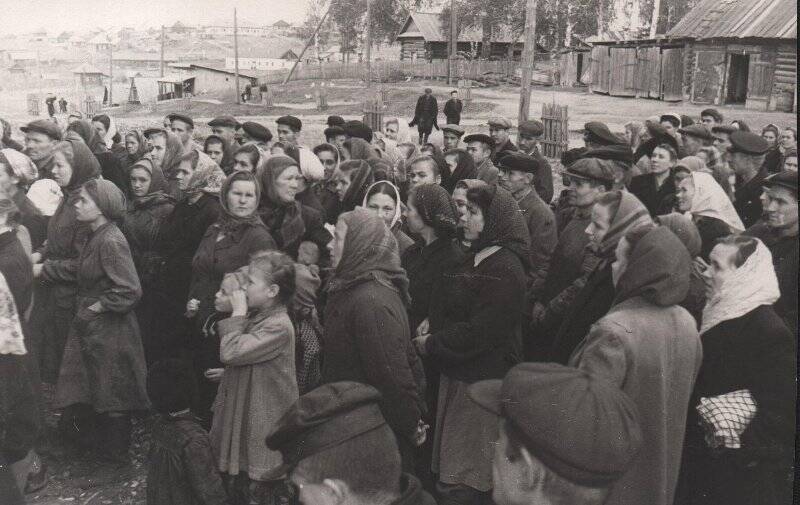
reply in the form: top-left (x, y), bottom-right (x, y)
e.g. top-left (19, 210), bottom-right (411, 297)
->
top-left (781, 130), bottom-right (797, 150)
top-left (702, 243), bottom-right (739, 297)
top-left (585, 203), bottom-right (612, 249)
top-left (762, 130), bottom-right (777, 147)
top-left (385, 122), bottom-right (399, 140)
top-left (676, 177), bottom-right (695, 212)
top-left (234, 152), bottom-right (257, 173)
top-left (461, 200), bottom-right (485, 241)
top-left (174, 159), bottom-right (195, 191)
top-left (74, 186), bottom-right (102, 223)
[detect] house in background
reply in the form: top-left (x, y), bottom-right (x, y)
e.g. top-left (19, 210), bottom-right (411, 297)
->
top-left (169, 62), bottom-right (258, 94)
top-left (225, 41), bottom-right (301, 70)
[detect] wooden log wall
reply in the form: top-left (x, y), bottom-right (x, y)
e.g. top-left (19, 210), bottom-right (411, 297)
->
top-left (771, 43), bottom-right (797, 111)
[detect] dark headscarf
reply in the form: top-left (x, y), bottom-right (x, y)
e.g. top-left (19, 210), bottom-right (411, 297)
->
top-left (421, 143), bottom-right (449, 180)
top-left (56, 132), bottom-right (101, 191)
top-left (327, 208), bottom-right (410, 305)
top-left (409, 183), bottom-right (459, 239)
top-left (344, 138), bottom-right (379, 161)
top-left (204, 134), bottom-right (234, 174)
top-left (258, 155), bottom-right (306, 250)
top-left (467, 185), bottom-right (530, 268)
top-left (442, 148), bottom-right (477, 193)
top-left (159, 130), bottom-right (187, 177)
top-left (124, 130), bottom-right (149, 164)
top-left (217, 170), bottom-right (264, 234)
top-left (614, 225), bottom-right (690, 307)
top-left (83, 178), bottom-right (126, 221)
top-left (67, 119), bottom-right (108, 154)
top-left (338, 160), bottom-right (374, 213)
top-left (656, 212), bottom-right (702, 258)
top-left (128, 155), bottom-right (172, 209)
top-left (596, 190), bottom-right (653, 257)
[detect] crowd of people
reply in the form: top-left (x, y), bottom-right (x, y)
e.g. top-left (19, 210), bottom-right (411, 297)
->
top-left (0, 99), bottom-right (796, 505)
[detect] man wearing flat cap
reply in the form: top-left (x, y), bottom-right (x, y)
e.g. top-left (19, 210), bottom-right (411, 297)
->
top-left (488, 117), bottom-right (518, 164)
top-left (343, 120), bottom-right (373, 143)
top-left (441, 124), bottom-right (465, 151)
top-left (276, 115), bottom-right (303, 147)
top-left (409, 88), bottom-right (439, 145)
top-left (208, 115), bottom-right (239, 148)
top-left (239, 121), bottom-right (273, 151)
top-left (517, 119), bottom-right (554, 203)
top-left (745, 170), bottom-right (798, 333)
top-left (324, 125), bottom-right (347, 149)
top-left (729, 131), bottom-right (770, 228)
top-left (464, 133), bottom-right (499, 185)
top-left (265, 382), bottom-right (435, 505)
top-left (700, 108), bottom-right (723, 128)
top-left (679, 124), bottom-right (714, 156)
top-left (168, 113), bottom-right (200, 152)
top-left (583, 121), bottom-right (624, 150)
top-left (22, 119), bottom-right (63, 176)
top-left (711, 124), bottom-right (736, 156)
top-left (468, 362), bottom-right (643, 505)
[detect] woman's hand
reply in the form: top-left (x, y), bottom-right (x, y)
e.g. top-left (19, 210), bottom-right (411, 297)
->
top-left (412, 334), bottom-right (429, 356)
top-left (229, 290), bottom-right (248, 317)
top-left (185, 298), bottom-right (200, 318)
top-left (204, 368), bottom-right (224, 383)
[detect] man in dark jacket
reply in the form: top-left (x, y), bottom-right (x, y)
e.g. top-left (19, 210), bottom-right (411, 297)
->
top-left (729, 131), bottom-right (769, 228)
top-left (266, 382), bottom-right (436, 505)
top-left (517, 119), bottom-right (554, 204)
top-left (443, 90), bottom-right (463, 125)
top-left (489, 117), bottom-right (517, 164)
top-left (409, 88), bottom-right (439, 145)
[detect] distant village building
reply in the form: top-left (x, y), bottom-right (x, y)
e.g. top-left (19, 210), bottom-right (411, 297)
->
top-left (169, 62), bottom-right (258, 94)
top-left (73, 62), bottom-right (107, 87)
top-left (113, 51), bottom-right (176, 71)
top-left (226, 47), bottom-right (300, 70)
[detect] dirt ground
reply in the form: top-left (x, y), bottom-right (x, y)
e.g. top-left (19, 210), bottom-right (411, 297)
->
top-left (12, 77), bottom-right (796, 504)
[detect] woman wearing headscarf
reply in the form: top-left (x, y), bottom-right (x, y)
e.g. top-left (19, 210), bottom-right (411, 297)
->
top-left (312, 143), bottom-right (342, 224)
top-left (441, 149), bottom-right (477, 193)
top-left (569, 224), bottom-right (701, 505)
top-left (323, 208), bottom-right (426, 469)
top-left (90, 114), bottom-right (122, 154)
top-left (761, 124), bottom-right (783, 174)
top-left (415, 185), bottom-right (528, 504)
top-left (282, 143), bottom-right (326, 214)
top-left (31, 134), bottom-right (99, 384)
top-left (696, 145), bottom-right (734, 198)
top-left (118, 130), bottom-right (149, 174)
top-left (257, 156), bottom-right (330, 262)
top-left (677, 236), bottom-right (794, 505)
top-left (333, 159), bottom-right (374, 216)
top-left (120, 157), bottom-right (175, 363)
top-left (656, 213), bottom-right (706, 325)
top-left (363, 180), bottom-right (415, 256)
top-left (54, 178), bottom-right (148, 463)
top-left (67, 119), bottom-right (127, 194)
top-left (675, 171), bottom-right (743, 260)
top-left (204, 134), bottom-right (233, 174)
top-left (153, 149), bottom-right (223, 359)
top-left (0, 149), bottom-right (47, 251)
top-left (147, 128), bottom-right (186, 199)
top-left (0, 118), bottom-right (23, 152)
top-left (549, 190), bottom-right (653, 364)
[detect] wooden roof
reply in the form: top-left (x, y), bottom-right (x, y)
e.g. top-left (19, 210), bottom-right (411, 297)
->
top-left (396, 11), bottom-right (544, 47)
top-left (667, 0), bottom-right (796, 40)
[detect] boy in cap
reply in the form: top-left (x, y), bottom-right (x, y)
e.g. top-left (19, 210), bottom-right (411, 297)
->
top-left (463, 133), bottom-right (499, 186)
top-left (468, 363), bottom-right (642, 505)
top-left (488, 117), bottom-right (517, 164)
top-left (409, 88), bottom-right (439, 145)
top-left (21, 119), bottom-right (63, 176)
top-left (265, 382), bottom-right (436, 505)
top-left (276, 116), bottom-right (303, 147)
top-left (700, 108), bottom-right (723, 128)
top-left (678, 124), bottom-right (714, 156)
top-left (441, 124), bottom-right (465, 151)
top-left (728, 131), bottom-right (770, 228)
top-left (443, 90), bottom-right (463, 125)
top-left (168, 113), bottom-right (199, 152)
top-left (517, 119), bottom-right (554, 203)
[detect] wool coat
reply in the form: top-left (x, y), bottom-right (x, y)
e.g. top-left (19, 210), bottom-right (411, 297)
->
top-left (734, 168), bottom-right (768, 229)
top-left (629, 172), bottom-right (676, 216)
top-left (53, 222), bottom-right (149, 412)
top-left (521, 145), bottom-right (554, 204)
top-left (443, 98), bottom-right (463, 125)
top-left (409, 95), bottom-right (439, 135)
top-left (515, 188), bottom-right (557, 303)
top-left (745, 223), bottom-right (798, 334)
top-left (11, 191), bottom-right (47, 252)
top-left (211, 308), bottom-right (298, 479)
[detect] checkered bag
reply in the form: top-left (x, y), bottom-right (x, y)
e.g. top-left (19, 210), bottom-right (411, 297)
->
top-left (696, 389), bottom-right (757, 449)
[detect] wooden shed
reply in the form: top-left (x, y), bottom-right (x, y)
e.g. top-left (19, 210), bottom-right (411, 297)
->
top-left (556, 39), bottom-right (591, 86)
top-left (666, 0), bottom-right (797, 111)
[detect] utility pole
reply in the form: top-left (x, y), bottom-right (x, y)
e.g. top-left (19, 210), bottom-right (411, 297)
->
top-left (283, 7), bottom-right (331, 84)
top-left (108, 44), bottom-right (113, 107)
top-left (234, 8), bottom-right (240, 104)
top-left (517, 0), bottom-right (537, 123)
top-left (365, 0), bottom-right (372, 88)
top-left (160, 25), bottom-right (165, 77)
top-left (449, 0), bottom-right (457, 85)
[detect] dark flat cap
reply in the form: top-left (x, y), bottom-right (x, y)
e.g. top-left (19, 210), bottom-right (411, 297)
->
top-left (263, 382), bottom-right (387, 480)
top-left (463, 133), bottom-right (495, 149)
top-left (167, 113), bottom-right (194, 128)
top-left (208, 115), bottom-right (239, 128)
top-left (441, 124), bottom-right (466, 136)
top-left (343, 121), bottom-right (373, 143)
top-left (21, 119), bottom-right (62, 141)
top-left (680, 115), bottom-right (695, 127)
top-left (468, 362), bottom-right (642, 486)
top-left (143, 127), bottom-right (167, 138)
top-left (679, 124), bottom-right (714, 142)
top-left (326, 115), bottom-right (345, 127)
top-left (584, 121), bottom-right (623, 146)
top-left (488, 117), bottom-right (513, 129)
top-left (700, 108), bottom-right (723, 123)
top-left (276, 115), bottom-right (302, 131)
top-left (324, 126), bottom-right (346, 139)
top-left (763, 170), bottom-right (798, 193)
top-left (497, 152), bottom-right (540, 174)
top-left (711, 125), bottom-right (737, 136)
top-left (728, 131), bottom-right (769, 155)
top-left (566, 157), bottom-right (617, 185)
top-left (240, 121), bottom-right (272, 142)
top-left (518, 119), bottom-right (544, 138)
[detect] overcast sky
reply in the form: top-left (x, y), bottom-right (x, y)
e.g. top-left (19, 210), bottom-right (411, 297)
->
top-left (1, 0), bottom-right (311, 34)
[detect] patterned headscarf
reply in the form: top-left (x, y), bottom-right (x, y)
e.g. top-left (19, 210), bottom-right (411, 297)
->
top-left (258, 155), bottom-right (306, 250)
top-left (0, 271), bottom-right (26, 355)
top-left (182, 150), bottom-right (225, 197)
top-left (408, 183), bottom-right (459, 239)
top-left (0, 148), bottom-right (38, 187)
top-left (468, 185), bottom-right (531, 268)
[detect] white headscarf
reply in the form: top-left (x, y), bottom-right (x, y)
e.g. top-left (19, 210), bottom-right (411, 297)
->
top-left (298, 147), bottom-right (325, 182)
top-left (686, 171), bottom-right (744, 232)
top-left (26, 179), bottom-right (63, 216)
top-left (0, 271), bottom-right (26, 355)
top-left (104, 116), bottom-right (118, 150)
top-left (362, 180), bottom-right (403, 229)
top-left (700, 238), bottom-right (780, 334)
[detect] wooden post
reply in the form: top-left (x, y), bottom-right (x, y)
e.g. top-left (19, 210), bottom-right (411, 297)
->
top-left (234, 8), bottom-right (240, 104)
top-left (448, 0), bottom-right (457, 85)
top-left (160, 25), bottom-right (165, 77)
top-left (365, 0), bottom-right (372, 88)
top-left (518, 0), bottom-right (537, 123)
top-left (284, 8), bottom-right (332, 85)
top-left (108, 45), bottom-right (113, 107)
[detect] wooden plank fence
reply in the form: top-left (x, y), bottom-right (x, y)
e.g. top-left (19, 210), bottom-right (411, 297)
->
top-left (540, 102), bottom-right (569, 159)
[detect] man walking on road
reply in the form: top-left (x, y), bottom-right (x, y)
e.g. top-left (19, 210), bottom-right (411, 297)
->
top-left (444, 90), bottom-right (463, 125)
top-left (409, 88), bottom-right (439, 145)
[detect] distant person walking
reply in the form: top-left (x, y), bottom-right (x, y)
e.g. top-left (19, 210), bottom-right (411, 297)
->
top-left (409, 88), bottom-right (439, 145)
top-left (443, 90), bottom-right (463, 125)
top-left (45, 96), bottom-right (56, 118)
top-left (58, 97), bottom-right (68, 114)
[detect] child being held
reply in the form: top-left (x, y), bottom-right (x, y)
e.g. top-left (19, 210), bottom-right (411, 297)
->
top-left (146, 359), bottom-right (229, 505)
top-left (209, 251), bottom-right (298, 504)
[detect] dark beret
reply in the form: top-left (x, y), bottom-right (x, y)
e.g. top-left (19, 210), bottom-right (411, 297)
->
top-left (678, 124), bottom-right (714, 142)
top-left (167, 113), bottom-right (194, 128)
top-left (463, 133), bottom-right (495, 149)
top-left (468, 362), bottom-right (642, 486)
top-left (583, 121), bottom-right (624, 146)
top-left (680, 115), bottom-right (695, 127)
top-left (700, 108), bottom-right (723, 122)
top-left (324, 126), bottom-right (346, 139)
top-left (497, 152), bottom-right (540, 174)
top-left (518, 119), bottom-right (544, 138)
top-left (711, 125), bottom-right (737, 136)
top-left (326, 115), bottom-right (345, 127)
top-left (264, 382), bottom-right (387, 480)
top-left (21, 119), bottom-right (62, 141)
top-left (208, 115), bottom-right (240, 128)
top-left (276, 115), bottom-right (302, 131)
top-left (343, 121), bottom-right (373, 143)
top-left (728, 131), bottom-right (769, 155)
top-left (763, 170), bottom-right (798, 193)
top-left (566, 157), bottom-right (617, 185)
top-left (240, 121), bottom-right (272, 142)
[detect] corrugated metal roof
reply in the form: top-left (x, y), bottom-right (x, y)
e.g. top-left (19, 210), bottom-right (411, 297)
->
top-left (667, 0), bottom-right (796, 39)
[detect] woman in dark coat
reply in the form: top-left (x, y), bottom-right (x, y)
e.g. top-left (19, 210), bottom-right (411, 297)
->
top-left (120, 157), bottom-right (175, 363)
top-left (67, 120), bottom-right (128, 194)
top-left (323, 208), bottom-right (425, 469)
top-left (0, 148), bottom-right (47, 251)
top-left (153, 150), bottom-right (224, 358)
top-left (677, 236), bottom-right (795, 505)
top-left (415, 185), bottom-right (528, 503)
top-left (257, 155), bottom-right (331, 261)
top-left (32, 134), bottom-right (100, 383)
top-left (442, 149), bottom-right (477, 193)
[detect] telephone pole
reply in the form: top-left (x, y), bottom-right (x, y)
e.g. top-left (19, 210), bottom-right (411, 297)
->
top-left (160, 25), bottom-right (165, 77)
top-left (365, 0), bottom-right (372, 88)
top-left (448, 0), bottom-right (457, 85)
top-left (108, 44), bottom-right (113, 106)
top-left (517, 0), bottom-right (537, 123)
top-left (234, 8), bottom-right (240, 104)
